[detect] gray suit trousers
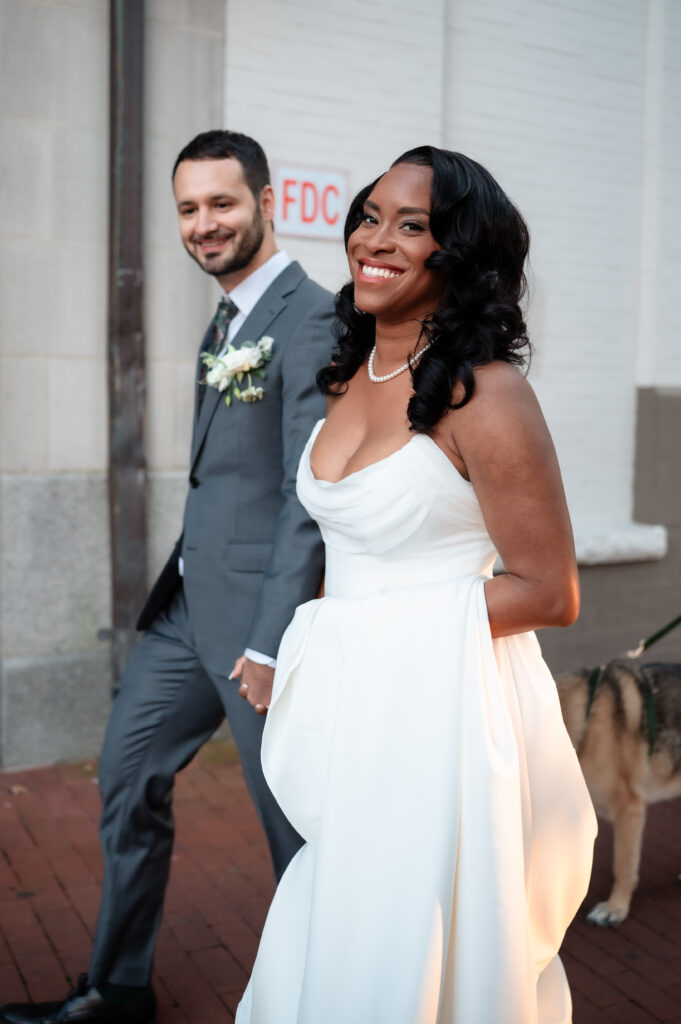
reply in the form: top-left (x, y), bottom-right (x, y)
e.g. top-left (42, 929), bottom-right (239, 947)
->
top-left (87, 587), bottom-right (302, 988)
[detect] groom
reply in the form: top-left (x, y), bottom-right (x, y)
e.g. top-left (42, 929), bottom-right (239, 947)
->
top-left (0, 131), bottom-right (332, 1024)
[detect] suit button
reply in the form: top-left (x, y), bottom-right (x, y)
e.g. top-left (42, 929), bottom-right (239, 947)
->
top-left (189, 475), bottom-right (200, 489)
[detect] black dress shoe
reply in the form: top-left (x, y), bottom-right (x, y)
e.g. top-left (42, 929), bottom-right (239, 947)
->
top-left (0, 975), bottom-right (156, 1024)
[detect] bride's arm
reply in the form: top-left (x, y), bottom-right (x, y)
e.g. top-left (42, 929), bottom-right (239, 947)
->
top-left (445, 361), bottom-right (579, 639)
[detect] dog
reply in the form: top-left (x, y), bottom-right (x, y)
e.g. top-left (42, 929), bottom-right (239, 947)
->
top-left (556, 657), bottom-right (681, 926)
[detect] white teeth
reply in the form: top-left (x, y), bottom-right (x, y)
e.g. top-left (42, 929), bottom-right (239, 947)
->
top-left (361, 263), bottom-right (400, 279)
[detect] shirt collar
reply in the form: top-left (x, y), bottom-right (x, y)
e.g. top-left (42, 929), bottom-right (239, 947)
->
top-left (221, 250), bottom-right (291, 318)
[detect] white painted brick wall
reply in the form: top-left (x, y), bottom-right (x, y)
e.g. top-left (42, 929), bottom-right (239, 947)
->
top-left (223, 0), bottom-right (673, 534)
top-left (442, 0), bottom-right (647, 528)
top-left (638, 0), bottom-right (681, 387)
top-left (655, 1), bottom-right (681, 385)
top-left (224, 0), bottom-right (446, 290)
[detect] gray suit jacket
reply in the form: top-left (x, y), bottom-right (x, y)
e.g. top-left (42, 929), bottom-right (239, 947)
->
top-left (137, 261), bottom-right (334, 676)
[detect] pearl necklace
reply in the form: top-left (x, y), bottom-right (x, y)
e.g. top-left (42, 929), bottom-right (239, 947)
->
top-left (367, 342), bottom-right (433, 383)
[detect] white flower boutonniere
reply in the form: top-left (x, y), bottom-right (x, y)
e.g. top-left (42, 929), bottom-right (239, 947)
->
top-left (200, 336), bottom-right (274, 406)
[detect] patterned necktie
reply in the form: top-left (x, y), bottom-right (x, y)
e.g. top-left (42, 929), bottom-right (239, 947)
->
top-left (198, 295), bottom-right (239, 412)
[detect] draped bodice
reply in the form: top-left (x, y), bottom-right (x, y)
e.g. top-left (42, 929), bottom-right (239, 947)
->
top-left (297, 420), bottom-right (497, 598)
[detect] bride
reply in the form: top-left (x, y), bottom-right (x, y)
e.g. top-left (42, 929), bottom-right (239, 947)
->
top-left (235, 146), bottom-right (596, 1024)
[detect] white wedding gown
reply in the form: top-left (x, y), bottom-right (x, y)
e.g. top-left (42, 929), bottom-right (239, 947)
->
top-left (236, 419), bottom-right (596, 1024)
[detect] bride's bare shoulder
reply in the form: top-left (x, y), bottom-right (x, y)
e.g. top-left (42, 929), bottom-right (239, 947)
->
top-left (444, 361), bottom-right (550, 467)
top-left (450, 361), bottom-right (536, 417)
top-left (472, 360), bottom-right (531, 397)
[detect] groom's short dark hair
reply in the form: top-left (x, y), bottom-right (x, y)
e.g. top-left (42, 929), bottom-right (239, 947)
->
top-left (172, 130), bottom-right (271, 200)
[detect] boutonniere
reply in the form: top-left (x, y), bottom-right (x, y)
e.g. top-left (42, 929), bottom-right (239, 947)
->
top-left (200, 336), bottom-right (274, 406)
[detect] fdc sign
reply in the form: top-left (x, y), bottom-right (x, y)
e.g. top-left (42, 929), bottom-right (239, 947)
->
top-left (274, 165), bottom-right (347, 240)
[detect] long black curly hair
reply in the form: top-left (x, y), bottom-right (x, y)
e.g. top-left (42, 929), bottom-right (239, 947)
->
top-left (317, 146), bottom-right (531, 433)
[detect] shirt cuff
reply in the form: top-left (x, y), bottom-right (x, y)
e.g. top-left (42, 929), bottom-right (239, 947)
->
top-left (245, 647), bottom-right (277, 669)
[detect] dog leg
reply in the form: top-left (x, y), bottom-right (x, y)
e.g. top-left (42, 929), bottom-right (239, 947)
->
top-left (587, 796), bottom-right (646, 926)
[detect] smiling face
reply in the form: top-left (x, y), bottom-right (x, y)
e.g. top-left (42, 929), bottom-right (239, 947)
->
top-left (347, 162), bottom-right (442, 324)
top-left (173, 157), bottom-right (276, 287)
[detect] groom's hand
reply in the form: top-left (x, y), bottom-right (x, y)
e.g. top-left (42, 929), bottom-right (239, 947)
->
top-left (237, 656), bottom-right (274, 715)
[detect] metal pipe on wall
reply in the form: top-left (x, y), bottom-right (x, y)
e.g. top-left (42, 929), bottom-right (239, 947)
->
top-left (107, 0), bottom-right (147, 687)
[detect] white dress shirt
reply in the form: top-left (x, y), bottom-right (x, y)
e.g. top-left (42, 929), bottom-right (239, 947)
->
top-left (219, 249), bottom-right (291, 350)
top-left (181, 250), bottom-right (293, 670)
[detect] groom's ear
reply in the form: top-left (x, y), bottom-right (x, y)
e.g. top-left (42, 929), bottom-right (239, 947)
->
top-left (260, 184), bottom-right (276, 226)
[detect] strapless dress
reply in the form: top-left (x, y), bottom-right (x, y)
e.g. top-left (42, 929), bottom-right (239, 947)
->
top-left (236, 419), bottom-right (596, 1024)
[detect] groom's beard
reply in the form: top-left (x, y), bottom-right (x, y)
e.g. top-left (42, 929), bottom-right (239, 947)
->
top-left (186, 207), bottom-right (266, 278)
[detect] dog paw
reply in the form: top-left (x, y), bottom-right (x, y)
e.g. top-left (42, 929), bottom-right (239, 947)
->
top-left (586, 900), bottom-right (629, 927)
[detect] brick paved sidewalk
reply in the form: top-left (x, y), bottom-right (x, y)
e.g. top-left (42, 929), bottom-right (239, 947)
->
top-left (1, 742), bottom-right (680, 1023)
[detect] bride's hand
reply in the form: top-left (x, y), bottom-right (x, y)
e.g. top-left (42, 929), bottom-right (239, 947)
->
top-left (237, 657), bottom-right (274, 715)
top-left (230, 653), bottom-right (274, 714)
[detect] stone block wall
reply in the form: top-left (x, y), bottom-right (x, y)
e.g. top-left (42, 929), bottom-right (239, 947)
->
top-left (144, 0), bottom-right (225, 553)
top-left (0, 0), bottom-right (111, 767)
top-left (0, 0), bottom-right (225, 767)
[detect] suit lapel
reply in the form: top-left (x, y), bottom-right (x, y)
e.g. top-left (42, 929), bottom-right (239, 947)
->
top-left (189, 263), bottom-right (306, 471)
top-left (193, 321), bottom-right (215, 427)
